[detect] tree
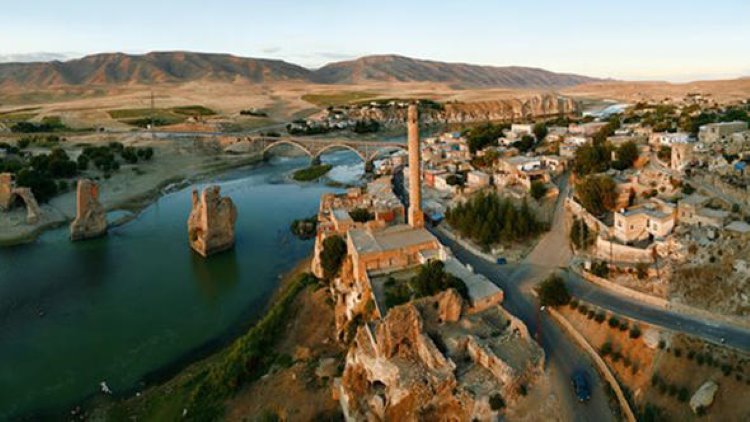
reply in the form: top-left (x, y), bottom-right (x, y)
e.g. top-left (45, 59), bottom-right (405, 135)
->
top-left (349, 208), bottom-right (374, 223)
top-left (570, 217), bottom-right (595, 249)
top-left (537, 274), bottom-right (571, 307)
top-left (530, 181), bottom-right (548, 200)
top-left (409, 260), bottom-right (468, 300)
top-left (466, 123), bottom-right (509, 153)
top-left (512, 135), bottom-right (536, 153)
top-left (533, 123), bottom-right (548, 142)
top-left (573, 141), bottom-right (612, 176)
top-left (575, 175), bottom-right (617, 216)
top-left (613, 141), bottom-right (639, 170)
top-left (320, 235), bottom-right (347, 279)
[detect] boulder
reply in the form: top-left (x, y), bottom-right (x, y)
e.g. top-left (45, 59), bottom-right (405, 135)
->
top-left (70, 179), bottom-right (107, 241)
top-left (690, 381), bottom-right (718, 414)
top-left (187, 185), bottom-right (237, 257)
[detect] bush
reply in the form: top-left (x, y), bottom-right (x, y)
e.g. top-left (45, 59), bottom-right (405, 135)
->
top-left (320, 235), bottom-right (347, 279)
top-left (569, 299), bottom-right (579, 309)
top-left (678, 387), bottom-right (689, 402)
top-left (587, 310), bottom-right (595, 319)
top-left (537, 274), bottom-right (571, 307)
top-left (673, 348), bottom-right (682, 358)
top-left (530, 180), bottom-right (548, 200)
top-left (658, 340), bottom-right (666, 349)
top-left (608, 316), bottom-right (619, 328)
top-left (489, 393), bottom-right (506, 411)
top-left (349, 208), bottom-right (374, 223)
top-left (619, 320), bottom-right (629, 331)
top-left (629, 325), bottom-right (641, 339)
top-left (600, 342), bottom-right (613, 356)
top-left (577, 304), bottom-right (588, 314)
top-left (293, 164), bottom-right (333, 182)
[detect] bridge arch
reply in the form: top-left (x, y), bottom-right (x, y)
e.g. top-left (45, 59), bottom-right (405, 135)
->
top-left (261, 139), bottom-right (314, 158)
top-left (312, 143), bottom-right (367, 163)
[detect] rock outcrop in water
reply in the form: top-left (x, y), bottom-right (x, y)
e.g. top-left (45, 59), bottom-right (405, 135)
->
top-left (70, 179), bottom-right (107, 241)
top-left (187, 185), bottom-right (237, 257)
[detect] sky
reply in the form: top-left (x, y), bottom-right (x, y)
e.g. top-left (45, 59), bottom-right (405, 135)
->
top-left (1, 0), bottom-right (748, 82)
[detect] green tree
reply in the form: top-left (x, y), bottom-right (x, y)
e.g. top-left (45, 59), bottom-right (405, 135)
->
top-left (573, 141), bottom-right (613, 176)
top-left (320, 235), bottom-right (347, 279)
top-left (533, 123), bottom-right (548, 141)
top-left (537, 274), bottom-right (571, 307)
top-left (530, 181), bottom-right (548, 200)
top-left (349, 208), bottom-right (374, 223)
top-left (570, 217), bottom-right (595, 249)
top-left (575, 175), bottom-right (617, 216)
top-left (613, 141), bottom-right (639, 170)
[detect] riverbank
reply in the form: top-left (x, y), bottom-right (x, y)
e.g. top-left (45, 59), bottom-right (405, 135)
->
top-left (85, 256), bottom-right (322, 420)
top-left (0, 135), bottom-right (263, 246)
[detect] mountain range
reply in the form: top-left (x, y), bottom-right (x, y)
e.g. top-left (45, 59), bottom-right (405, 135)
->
top-left (0, 51), bottom-right (600, 90)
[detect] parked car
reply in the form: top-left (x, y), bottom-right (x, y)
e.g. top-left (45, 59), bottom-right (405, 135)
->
top-left (571, 371), bottom-right (591, 402)
top-left (496, 257), bottom-right (507, 265)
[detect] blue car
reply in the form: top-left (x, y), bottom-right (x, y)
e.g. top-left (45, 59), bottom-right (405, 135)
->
top-left (496, 257), bottom-right (507, 265)
top-left (571, 371), bottom-right (591, 402)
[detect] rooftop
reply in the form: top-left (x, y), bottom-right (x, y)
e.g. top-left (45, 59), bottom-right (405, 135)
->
top-left (349, 224), bottom-right (438, 255)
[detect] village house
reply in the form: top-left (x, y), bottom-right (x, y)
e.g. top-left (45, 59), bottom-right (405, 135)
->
top-left (677, 194), bottom-right (731, 228)
top-left (466, 170), bottom-right (491, 189)
top-left (650, 132), bottom-right (692, 147)
top-left (569, 121), bottom-right (608, 136)
top-left (698, 121), bottom-right (749, 143)
top-left (613, 199), bottom-right (676, 244)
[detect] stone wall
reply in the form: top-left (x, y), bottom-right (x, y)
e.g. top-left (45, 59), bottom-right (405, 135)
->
top-left (187, 185), bottom-right (237, 257)
top-left (70, 179), bottom-right (107, 241)
top-left (593, 237), bottom-right (654, 263)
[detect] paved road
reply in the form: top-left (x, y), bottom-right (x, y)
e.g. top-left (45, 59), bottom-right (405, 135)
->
top-left (436, 172), bottom-right (750, 419)
top-left (433, 176), bottom-right (618, 421)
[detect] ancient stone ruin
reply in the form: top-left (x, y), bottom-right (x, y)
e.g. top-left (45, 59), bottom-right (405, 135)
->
top-left (187, 185), bottom-right (237, 257)
top-left (70, 179), bottom-right (107, 241)
top-left (0, 172), bottom-right (42, 224)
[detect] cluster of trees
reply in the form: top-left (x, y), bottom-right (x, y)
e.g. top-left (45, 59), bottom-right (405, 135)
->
top-left (239, 109), bottom-right (268, 117)
top-left (569, 217), bottom-right (596, 249)
top-left (120, 145), bottom-right (154, 164)
top-left (575, 174), bottom-right (617, 216)
top-left (13, 148), bottom-right (78, 202)
top-left (465, 123), bottom-right (509, 153)
top-left (533, 123), bottom-right (548, 141)
top-left (530, 180), bottom-right (548, 200)
top-left (290, 215), bottom-right (317, 240)
top-left (319, 235), bottom-right (347, 279)
top-left (511, 134), bottom-right (536, 153)
top-left (352, 119), bottom-right (380, 134)
top-left (446, 192), bottom-right (545, 250)
top-left (384, 260), bottom-right (469, 308)
top-left (10, 116), bottom-right (68, 133)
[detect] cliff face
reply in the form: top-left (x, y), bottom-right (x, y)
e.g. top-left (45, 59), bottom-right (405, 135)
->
top-left (346, 94), bottom-right (578, 127)
top-left (70, 179), bottom-right (107, 241)
top-left (187, 185), bottom-right (237, 257)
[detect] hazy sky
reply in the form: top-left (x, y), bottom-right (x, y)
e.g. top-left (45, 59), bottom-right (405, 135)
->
top-left (1, 0), bottom-right (748, 82)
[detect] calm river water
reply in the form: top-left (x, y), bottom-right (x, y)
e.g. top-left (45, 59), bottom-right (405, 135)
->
top-left (0, 151), bottom-right (367, 418)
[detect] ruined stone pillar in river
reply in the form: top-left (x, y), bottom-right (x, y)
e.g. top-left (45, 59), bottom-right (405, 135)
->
top-left (70, 179), bottom-right (107, 241)
top-left (187, 185), bottom-right (237, 257)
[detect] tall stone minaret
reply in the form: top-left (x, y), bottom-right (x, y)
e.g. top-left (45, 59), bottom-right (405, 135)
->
top-left (407, 104), bottom-right (424, 229)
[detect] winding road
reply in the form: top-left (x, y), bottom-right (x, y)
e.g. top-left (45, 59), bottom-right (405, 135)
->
top-left (433, 174), bottom-right (750, 421)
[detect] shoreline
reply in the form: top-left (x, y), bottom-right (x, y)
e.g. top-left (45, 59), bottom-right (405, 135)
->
top-left (28, 254), bottom-right (315, 420)
top-left (0, 152), bottom-right (264, 247)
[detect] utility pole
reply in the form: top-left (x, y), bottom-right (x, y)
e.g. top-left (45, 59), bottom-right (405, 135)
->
top-left (150, 89), bottom-right (155, 139)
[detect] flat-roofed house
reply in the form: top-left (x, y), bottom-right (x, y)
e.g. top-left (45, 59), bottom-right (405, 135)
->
top-left (613, 200), bottom-right (676, 243)
top-left (699, 121), bottom-right (749, 143)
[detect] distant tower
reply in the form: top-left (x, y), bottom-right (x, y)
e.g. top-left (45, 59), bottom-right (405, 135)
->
top-left (407, 104), bottom-right (424, 229)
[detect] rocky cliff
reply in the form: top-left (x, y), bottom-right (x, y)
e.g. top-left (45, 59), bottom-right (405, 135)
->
top-left (70, 179), bottom-right (107, 241)
top-left (345, 94), bottom-right (578, 128)
top-left (187, 185), bottom-right (237, 257)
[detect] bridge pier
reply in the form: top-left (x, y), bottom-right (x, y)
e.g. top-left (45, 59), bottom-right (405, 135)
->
top-left (364, 160), bottom-right (375, 174)
top-left (311, 155), bottom-right (322, 166)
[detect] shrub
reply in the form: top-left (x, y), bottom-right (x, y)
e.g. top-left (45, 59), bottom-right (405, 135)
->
top-left (619, 320), bottom-right (629, 331)
top-left (349, 208), bottom-right (374, 223)
top-left (578, 304), bottom-right (588, 314)
top-left (595, 312), bottom-right (606, 323)
top-left (320, 235), bottom-right (347, 279)
top-left (489, 393), bottom-right (506, 411)
top-left (651, 374), bottom-right (660, 387)
top-left (629, 325), bottom-right (642, 339)
top-left (569, 299), bottom-right (579, 309)
top-left (608, 316), bottom-right (619, 328)
top-left (658, 340), bottom-right (666, 349)
top-left (673, 348), bottom-right (682, 358)
top-left (678, 387), bottom-right (689, 402)
top-left (587, 310), bottom-right (595, 319)
top-left (601, 342), bottom-right (613, 356)
top-left (687, 350), bottom-right (695, 360)
top-left (537, 274), bottom-right (571, 307)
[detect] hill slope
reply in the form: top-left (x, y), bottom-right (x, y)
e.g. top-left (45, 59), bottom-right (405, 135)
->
top-left (312, 54), bottom-right (599, 88)
top-left (0, 52), bottom-right (599, 90)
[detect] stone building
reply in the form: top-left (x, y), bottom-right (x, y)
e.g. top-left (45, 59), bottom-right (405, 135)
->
top-left (698, 121), bottom-right (749, 143)
top-left (613, 200), bottom-right (676, 244)
top-left (70, 179), bottom-right (107, 241)
top-left (671, 142), bottom-right (694, 171)
top-left (187, 185), bottom-right (237, 256)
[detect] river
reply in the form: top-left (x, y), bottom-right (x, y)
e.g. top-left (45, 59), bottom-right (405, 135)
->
top-left (0, 150), bottom-right (368, 419)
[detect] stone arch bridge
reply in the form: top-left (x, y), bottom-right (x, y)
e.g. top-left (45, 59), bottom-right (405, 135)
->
top-left (248, 137), bottom-right (407, 167)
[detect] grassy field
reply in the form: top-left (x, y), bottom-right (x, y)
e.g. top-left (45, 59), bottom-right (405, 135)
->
top-left (107, 105), bottom-right (217, 127)
top-left (301, 91), bottom-right (379, 107)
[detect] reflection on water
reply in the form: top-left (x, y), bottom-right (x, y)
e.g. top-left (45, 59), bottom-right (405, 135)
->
top-left (0, 151), bottom-right (365, 418)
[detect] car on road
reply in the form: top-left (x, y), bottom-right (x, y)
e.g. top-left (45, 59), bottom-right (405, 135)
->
top-left (571, 371), bottom-right (591, 402)
top-left (496, 257), bottom-right (507, 265)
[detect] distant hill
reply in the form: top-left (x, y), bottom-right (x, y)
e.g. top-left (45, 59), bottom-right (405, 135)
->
top-left (311, 54), bottom-right (599, 88)
top-left (0, 51), bottom-right (600, 90)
